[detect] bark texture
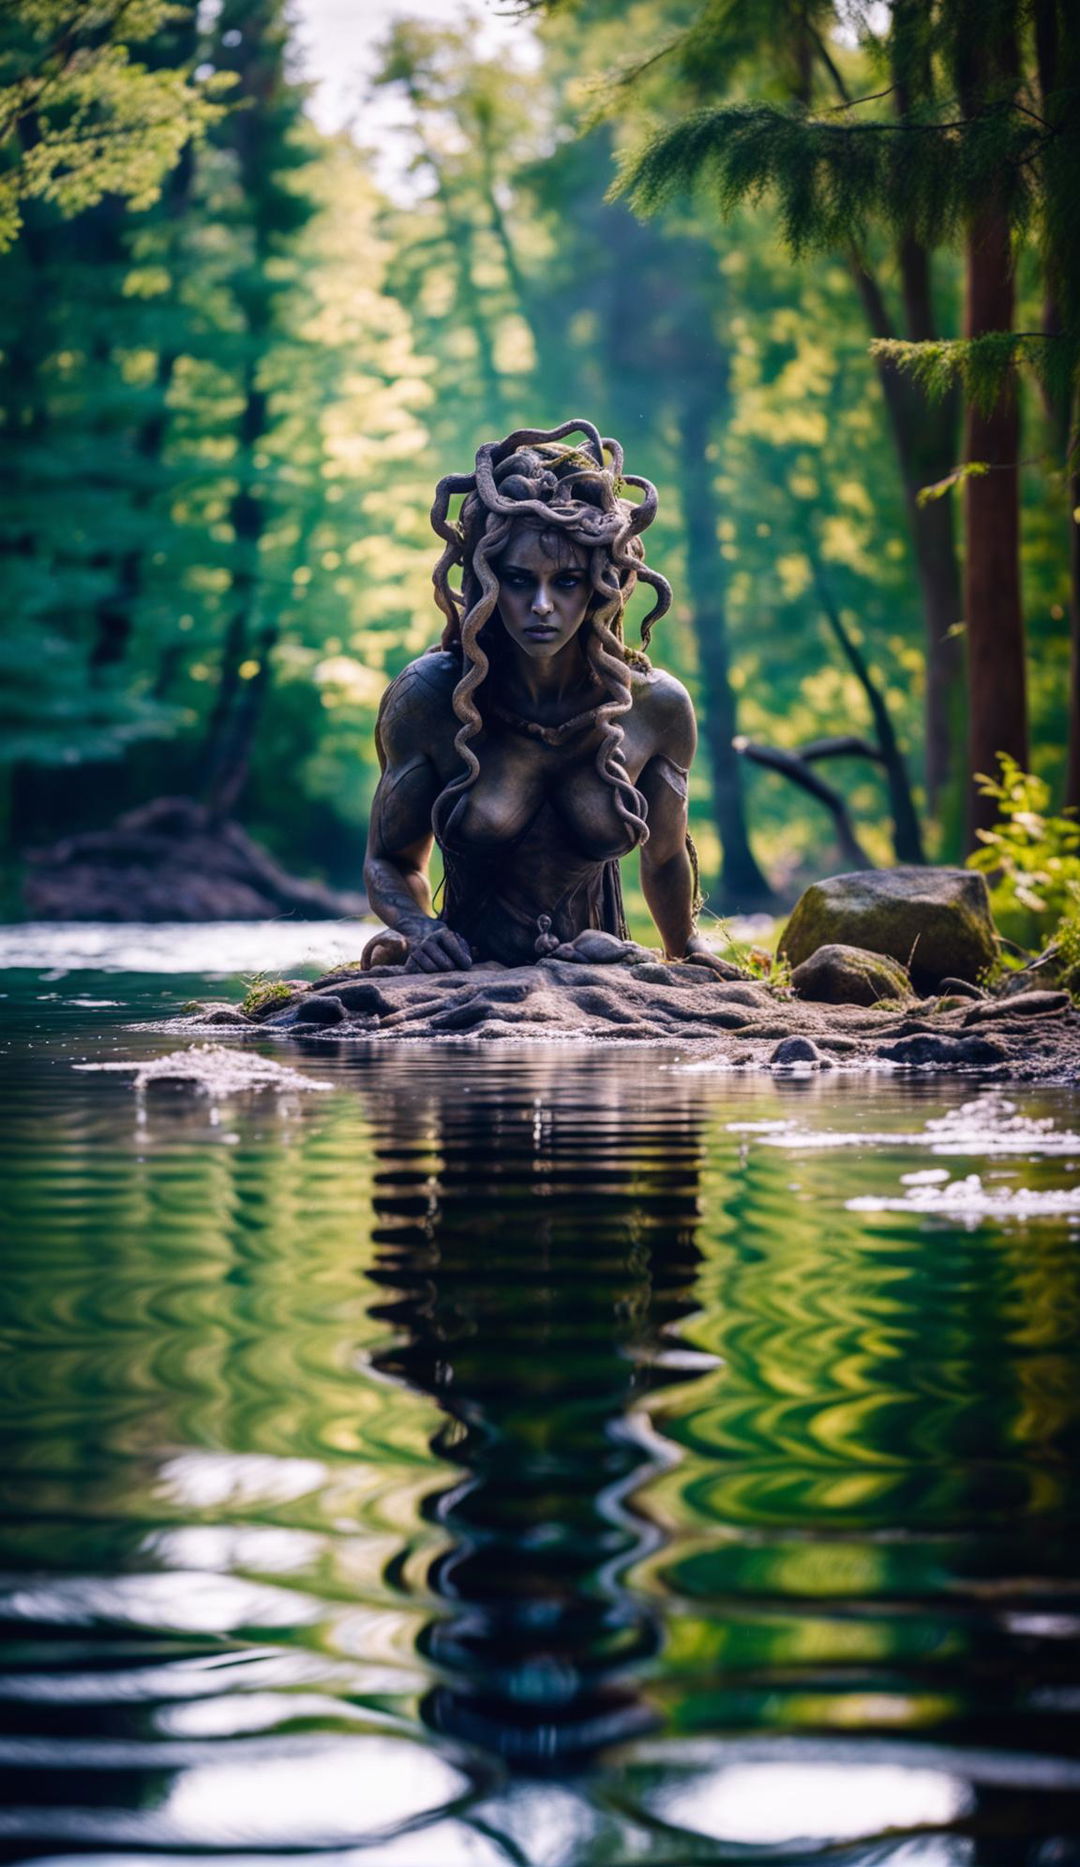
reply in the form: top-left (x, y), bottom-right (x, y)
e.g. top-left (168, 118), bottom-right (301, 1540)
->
top-left (678, 392), bottom-right (775, 911)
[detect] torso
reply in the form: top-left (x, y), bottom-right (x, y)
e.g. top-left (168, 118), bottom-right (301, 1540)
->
top-left (385, 648), bottom-right (688, 964)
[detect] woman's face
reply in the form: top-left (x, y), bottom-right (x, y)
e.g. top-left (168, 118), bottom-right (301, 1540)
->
top-left (495, 523), bottom-right (591, 662)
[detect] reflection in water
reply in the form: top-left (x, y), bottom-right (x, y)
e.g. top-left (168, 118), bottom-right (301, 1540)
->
top-left (1, 975), bottom-right (1080, 1860)
top-left (361, 1053), bottom-right (706, 1767)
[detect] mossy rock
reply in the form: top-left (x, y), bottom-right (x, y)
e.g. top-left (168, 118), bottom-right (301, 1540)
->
top-left (791, 943), bottom-right (913, 1007)
top-left (240, 977), bottom-right (308, 1019)
top-left (779, 868), bottom-right (998, 989)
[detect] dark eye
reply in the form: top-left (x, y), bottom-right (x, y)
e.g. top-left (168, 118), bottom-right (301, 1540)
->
top-left (556, 574), bottom-right (583, 589)
top-left (501, 571), bottom-right (530, 587)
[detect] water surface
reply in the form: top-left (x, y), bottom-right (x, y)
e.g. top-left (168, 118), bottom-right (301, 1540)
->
top-left (1, 953), bottom-right (1079, 1863)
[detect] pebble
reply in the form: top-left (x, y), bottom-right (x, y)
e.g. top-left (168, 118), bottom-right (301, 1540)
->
top-left (769, 1036), bottom-right (826, 1068)
top-left (293, 993), bottom-right (347, 1025)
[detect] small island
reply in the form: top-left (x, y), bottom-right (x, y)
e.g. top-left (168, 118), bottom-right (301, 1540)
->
top-left (174, 425), bottom-right (1080, 1083)
top-left (183, 865), bottom-right (1080, 1081)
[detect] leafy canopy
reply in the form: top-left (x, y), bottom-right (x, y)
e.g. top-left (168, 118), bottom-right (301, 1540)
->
top-left (0, 0), bottom-right (230, 250)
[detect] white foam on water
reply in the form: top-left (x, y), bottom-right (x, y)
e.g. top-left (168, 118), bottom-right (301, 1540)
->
top-left (75, 1045), bottom-right (332, 1096)
top-left (728, 1093), bottom-right (1080, 1158)
top-left (849, 1173), bottom-right (1080, 1220)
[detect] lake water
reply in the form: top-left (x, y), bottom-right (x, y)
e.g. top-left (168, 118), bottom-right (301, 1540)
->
top-left (1, 928), bottom-right (1079, 1863)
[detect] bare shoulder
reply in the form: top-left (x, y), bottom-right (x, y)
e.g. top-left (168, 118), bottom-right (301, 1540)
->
top-left (377, 650), bottom-right (459, 757)
top-left (380, 648), bottom-right (459, 713)
top-left (630, 665), bottom-right (696, 761)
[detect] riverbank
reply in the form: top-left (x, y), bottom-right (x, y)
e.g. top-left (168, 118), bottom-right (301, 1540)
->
top-left (180, 957), bottom-right (1080, 1080)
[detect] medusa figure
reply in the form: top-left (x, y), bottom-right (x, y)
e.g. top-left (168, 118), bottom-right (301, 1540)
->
top-left (364, 419), bottom-right (720, 972)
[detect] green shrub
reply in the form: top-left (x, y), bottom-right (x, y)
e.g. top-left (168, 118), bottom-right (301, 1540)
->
top-left (1055, 884), bottom-right (1080, 997)
top-left (967, 756), bottom-right (1080, 950)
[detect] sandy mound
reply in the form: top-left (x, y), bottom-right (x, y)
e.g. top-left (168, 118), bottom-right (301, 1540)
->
top-left (182, 959), bottom-right (1080, 1080)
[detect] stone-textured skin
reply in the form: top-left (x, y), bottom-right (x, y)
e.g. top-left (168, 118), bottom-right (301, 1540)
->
top-left (176, 955), bottom-right (1080, 1080)
top-left (779, 867), bottom-right (998, 988)
top-left (791, 943), bottom-right (913, 1007)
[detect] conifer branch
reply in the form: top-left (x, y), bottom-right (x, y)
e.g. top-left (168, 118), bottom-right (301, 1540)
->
top-left (871, 331), bottom-right (1076, 416)
top-left (825, 87), bottom-right (898, 113)
top-left (612, 102), bottom-right (1043, 254)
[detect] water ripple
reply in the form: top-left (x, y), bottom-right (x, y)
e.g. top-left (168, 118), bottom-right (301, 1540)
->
top-left (1, 976), bottom-right (1079, 1859)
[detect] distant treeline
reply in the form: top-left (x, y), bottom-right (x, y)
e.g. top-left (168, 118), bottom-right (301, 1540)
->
top-left (1, 0), bottom-right (1076, 913)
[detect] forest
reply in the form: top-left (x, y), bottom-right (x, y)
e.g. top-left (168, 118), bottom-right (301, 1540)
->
top-left (1, 0), bottom-right (1077, 932)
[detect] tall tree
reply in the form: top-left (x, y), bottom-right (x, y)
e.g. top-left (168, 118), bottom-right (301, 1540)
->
top-left (0, 9), bottom-right (207, 808)
top-left (535, 0), bottom-right (966, 809)
top-left (372, 22), bottom-right (545, 437)
top-left (952, 0), bottom-right (1028, 832)
top-left (611, 0), bottom-right (1075, 838)
top-left (1032, 0), bottom-right (1080, 806)
top-left (199, 0), bottom-right (315, 814)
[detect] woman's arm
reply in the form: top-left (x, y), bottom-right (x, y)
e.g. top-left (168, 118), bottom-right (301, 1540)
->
top-left (638, 773), bottom-right (698, 960)
top-left (636, 677), bottom-right (719, 966)
top-left (364, 669), bottom-right (472, 972)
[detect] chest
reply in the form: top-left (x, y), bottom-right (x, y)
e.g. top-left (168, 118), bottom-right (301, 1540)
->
top-left (439, 720), bottom-right (646, 857)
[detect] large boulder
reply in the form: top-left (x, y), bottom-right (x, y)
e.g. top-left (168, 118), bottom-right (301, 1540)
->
top-left (779, 867), bottom-right (998, 989)
top-left (791, 943), bottom-right (913, 1007)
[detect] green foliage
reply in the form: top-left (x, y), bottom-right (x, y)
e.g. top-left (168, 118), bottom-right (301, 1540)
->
top-left (0, 0), bottom-right (230, 250)
top-left (239, 975), bottom-right (293, 1016)
top-left (712, 918), bottom-right (792, 990)
top-left (872, 332), bottom-right (1079, 420)
top-left (606, 0), bottom-right (1078, 437)
top-left (968, 755), bottom-right (1080, 946)
top-left (1, 0), bottom-right (1077, 918)
top-left (1055, 886), bottom-right (1080, 998)
top-left (613, 98), bottom-right (1040, 254)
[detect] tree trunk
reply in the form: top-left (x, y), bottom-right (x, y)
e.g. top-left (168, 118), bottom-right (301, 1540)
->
top-left (204, 631), bottom-right (275, 820)
top-left (813, 7), bottom-right (964, 810)
top-left (954, 7), bottom-right (1027, 841)
top-left (963, 210), bottom-right (1028, 839)
top-left (1066, 446), bottom-right (1080, 809)
top-left (1033, 1), bottom-right (1080, 810)
top-left (677, 392), bottom-right (776, 911)
top-left (90, 342), bottom-right (179, 674)
top-left (203, 385), bottom-right (265, 813)
top-left (850, 257), bottom-right (964, 809)
top-left (201, 0), bottom-right (312, 815)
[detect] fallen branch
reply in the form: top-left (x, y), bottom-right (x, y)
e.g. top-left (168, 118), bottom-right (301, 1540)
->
top-left (805, 545), bottom-right (926, 864)
top-left (733, 738), bottom-right (875, 870)
top-left (798, 734), bottom-right (885, 764)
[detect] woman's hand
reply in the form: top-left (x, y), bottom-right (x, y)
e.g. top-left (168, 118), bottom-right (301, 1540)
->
top-left (404, 920), bottom-right (474, 972)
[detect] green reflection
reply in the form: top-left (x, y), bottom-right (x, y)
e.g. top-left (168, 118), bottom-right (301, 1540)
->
top-left (1, 983), bottom-right (1079, 1855)
top-left (631, 1099), bottom-right (1080, 1751)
